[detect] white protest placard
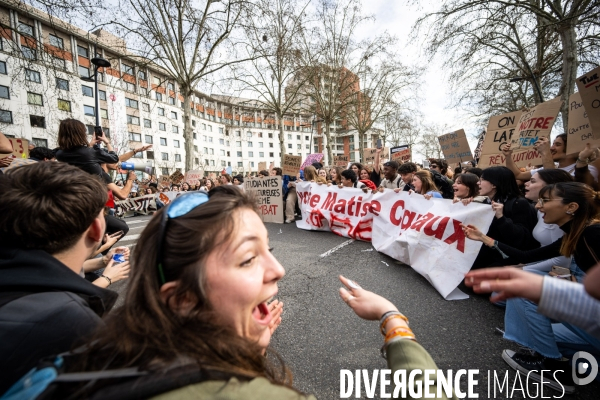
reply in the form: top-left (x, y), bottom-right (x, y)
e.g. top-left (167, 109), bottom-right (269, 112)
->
top-left (244, 176), bottom-right (283, 223)
top-left (295, 183), bottom-right (494, 300)
top-left (566, 92), bottom-right (599, 155)
top-left (184, 170), bottom-right (203, 186)
top-left (282, 154), bottom-right (302, 176)
top-left (334, 155), bottom-right (350, 167)
top-left (437, 129), bottom-right (473, 163)
top-left (575, 66), bottom-right (600, 140)
top-left (390, 145), bottom-right (411, 163)
top-left (363, 147), bottom-right (389, 164)
top-left (510, 96), bottom-right (562, 150)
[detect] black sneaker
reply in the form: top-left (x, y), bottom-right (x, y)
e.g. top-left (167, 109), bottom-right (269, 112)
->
top-left (502, 349), bottom-right (575, 394)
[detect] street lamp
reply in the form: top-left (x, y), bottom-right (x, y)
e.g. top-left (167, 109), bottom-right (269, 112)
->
top-left (81, 45), bottom-right (111, 138)
top-left (509, 63), bottom-right (544, 104)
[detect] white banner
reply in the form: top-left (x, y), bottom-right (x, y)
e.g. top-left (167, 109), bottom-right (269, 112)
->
top-left (115, 194), bottom-right (158, 217)
top-left (296, 183), bottom-right (495, 300)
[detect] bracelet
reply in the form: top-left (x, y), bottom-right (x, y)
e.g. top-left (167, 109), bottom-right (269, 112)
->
top-left (577, 157), bottom-right (590, 164)
top-left (380, 314), bottom-right (409, 335)
top-left (384, 326), bottom-right (414, 342)
top-left (101, 274), bottom-right (112, 285)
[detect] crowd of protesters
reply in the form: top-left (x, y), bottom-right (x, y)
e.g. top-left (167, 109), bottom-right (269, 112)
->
top-left (1, 117), bottom-right (600, 398)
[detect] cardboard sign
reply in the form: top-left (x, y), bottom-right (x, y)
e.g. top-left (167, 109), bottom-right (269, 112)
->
top-left (209, 172), bottom-right (217, 180)
top-left (566, 91), bottom-right (598, 155)
top-left (363, 147), bottom-right (389, 164)
top-left (258, 161), bottom-right (267, 172)
top-left (1, 138), bottom-right (29, 159)
top-left (510, 96), bottom-right (562, 150)
top-left (184, 170), bottom-right (203, 186)
top-left (576, 66), bottom-right (600, 140)
top-left (334, 155), bottom-right (349, 167)
top-left (244, 176), bottom-right (283, 223)
top-left (390, 145), bottom-right (411, 163)
top-left (159, 175), bottom-right (170, 183)
top-left (473, 131), bottom-right (486, 162)
top-left (282, 154), bottom-right (302, 176)
top-left (300, 153), bottom-right (324, 169)
top-left (478, 110), bottom-right (544, 169)
top-left (437, 129), bottom-right (473, 163)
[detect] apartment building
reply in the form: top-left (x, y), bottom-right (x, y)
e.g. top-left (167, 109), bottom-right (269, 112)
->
top-left (0, 2), bottom-right (313, 176)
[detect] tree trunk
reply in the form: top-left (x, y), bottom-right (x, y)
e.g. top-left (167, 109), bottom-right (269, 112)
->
top-left (278, 113), bottom-right (286, 162)
top-left (324, 121), bottom-right (333, 166)
top-left (557, 23), bottom-right (578, 133)
top-left (358, 129), bottom-right (365, 164)
top-left (182, 88), bottom-right (194, 173)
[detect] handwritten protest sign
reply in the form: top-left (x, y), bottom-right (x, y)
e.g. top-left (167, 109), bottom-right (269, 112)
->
top-left (282, 154), bottom-right (302, 176)
top-left (258, 161), bottom-right (267, 172)
top-left (478, 110), bottom-right (544, 169)
top-left (300, 153), bottom-right (324, 169)
top-left (334, 155), bottom-right (349, 167)
top-left (473, 131), bottom-right (485, 162)
top-left (114, 194), bottom-right (157, 217)
top-left (295, 183), bottom-right (494, 300)
top-left (437, 130), bottom-right (473, 163)
top-left (566, 92), bottom-right (599, 155)
top-left (390, 145), bottom-right (411, 162)
top-left (184, 170), bottom-right (203, 186)
top-left (510, 96), bottom-right (562, 151)
top-left (0, 138), bottom-right (29, 159)
top-left (576, 66), bottom-right (600, 140)
top-left (363, 147), bottom-right (389, 164)
top-left (244, 176), bottom-right (283, 223)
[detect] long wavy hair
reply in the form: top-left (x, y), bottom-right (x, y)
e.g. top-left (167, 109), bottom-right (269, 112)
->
top-left (413, 170), bottom-right (439, 195)
top-left (69, 187), bottom-right (292, 389)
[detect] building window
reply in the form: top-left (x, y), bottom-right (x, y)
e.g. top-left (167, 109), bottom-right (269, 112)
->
top-left (123, 82), bottom-right (135, 92)
top-left (57, 99), bottom-right (71, 112)
top-left (125, 98), bottom-right (138, 108)
top-left (192, 120), bottom-right (196, 127)
top-left (25, 69), bottom-right (41, 83)
top-left (159, 123), bottom-right (166, 131)
top-left (122, 63), bottom-right (134, 75)
top-left (161, 168), bottom-right (169, 175)
top-left (168, 97), bottom-right (175, 105)
top-left (158, 107), bottom-right (165, 116)
top-left (248, 141), bottom-right (253, 147)
top-left (268, 133), bottom-right (273, 138)
top-left (142, 102), bottom-right (150, 112)
top-left (0, 61), bottom-right (6, 74)
top-left (18, 22), bottom-right (34, 36)
top-left (78, 66), bottom-right (90, 77)
top-left (161, 153), bottom-right (169, 161)
top-left (56, 78), bottom-right (69, 91)
top-left (144, 135), bottom-right (153, 144)
top-left (27, 92), bottom-right (43, 106)
top-left (30, 115), bottom-right (45, 128)
top-left (126, 115), bottom-right (140, 125)
top-left (49, 34), bottom-right (64, 49)
top-left (219, 138), bottom-right (224, 145)
top-left (193, 132), bottom-right (197, 139)
top-left (258, 142), bottom-right (264, 148)
top-left (155, 92), bottom-right (163, 101)
top-left (21, 46), bottom-right (36, 60)
top-left (247, 131), bottom-right (252, 137)
top-left (170, 111), bottom-right (177, 119)
top-left (237, 151), bottom-right (242, 157)
top-left (288, 143), bottom-right (292, 149)
top-left (219, 127), bottom-right (224, 134)
top-left (0, 85), bottom-right (9, 99)
top-left (77, 45), bottom-right (89, 58)
top-left (82, 85), bottom-right (94, 97)
top-left (236, 141), bottom-right (241, 147)
top-left (143, 118), bottom-right (151, 128)
top-left (140, 87), bottom-right (148, 97)
top-left (202, 123), bottom-right (206, 130)
top-left (160, 137), bottom-right (167, 146)
top-left (258, 132), bottom-right (263, 138)
top-left (138, 70), bottom-right (147, 80)
top-left (269, 143), bottom-right (273, 148)
top-left (99, 90), bottom-right (106, 100)
top-left (248, 151), bottom-right (254, 157)
top-left (133, 151), bottom-right (143, 158)
top-left (235, 130), bottom-right (241, 137)
top-left (84, 105), bottom-right (95, 116)
top-left (175, 154), bottom-right (181, 162)
top-left (238, 162), bottom-right (243, 167)
top-left (172, 126), bottom-right (179, 134)
top-left (259, 151), bottom-right (264, 157)
top-left (194, 145), bottom-right (199, 151)
top-left (147, 151), bottom-right (154, 160)
top-left (0, 110), bottom-right (12, 124)
top-left (129, 132), bottom-right (141, 142)
top-left (269, 152), bottom-right (274, 157)
top-left (173, 140), bottom-right (180, 148)
top-left (221, 160), bottom-right (227, 167)
top-left (287, 134), bottom-right (292, 140)
top-left (168, 83), bottom-right (174, 91)
top-left (100, 109), bottom-right (108, 119)
top-left (32, 137), bottom-right (48, 147)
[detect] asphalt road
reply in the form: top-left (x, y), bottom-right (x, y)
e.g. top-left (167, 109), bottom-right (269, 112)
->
top-left (113, 215), bottom-right (599, 400)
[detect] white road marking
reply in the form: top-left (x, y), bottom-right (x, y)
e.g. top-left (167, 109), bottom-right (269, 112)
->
top-left (123, 220), bottom-right (150, 225)
top-left (120, 234), bottom-right (140, 242)
top-left (319, 239), bottom-right (354, 258)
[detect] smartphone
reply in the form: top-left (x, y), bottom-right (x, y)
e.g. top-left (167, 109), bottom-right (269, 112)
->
top-left (376, 139), bottom-right (382, 149)
top-left (94, 126), bottom-right (103, 139)
top-left (423, 160), bottom-right (430, 168)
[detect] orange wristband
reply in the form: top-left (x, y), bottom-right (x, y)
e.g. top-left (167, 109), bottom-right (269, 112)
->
top-left (380, 313), bottom-right (409, 334)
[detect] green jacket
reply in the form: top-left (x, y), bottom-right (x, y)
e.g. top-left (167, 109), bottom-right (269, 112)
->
top-left (151, 340), bottom-right (458, 400)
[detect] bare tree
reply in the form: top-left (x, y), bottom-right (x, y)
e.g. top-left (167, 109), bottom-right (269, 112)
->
top-left (109, 0), bottom-right (253, 172)
top-left (382, 110), bottom-right (421, 149)
top-left (415, 0), bottom-right (600, 131)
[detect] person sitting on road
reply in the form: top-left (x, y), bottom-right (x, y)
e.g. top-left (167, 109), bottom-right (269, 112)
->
top-left (0, 162), bottom-right (118, 395)
top-left (32, 186), bottom-right (457, 399)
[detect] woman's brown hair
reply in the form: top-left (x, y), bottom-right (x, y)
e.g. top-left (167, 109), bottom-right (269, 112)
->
top-left (539, 182), bottom-right (600, 257)
top-left (304, 165), bottom-right (317, 181)
top-left (58, 118), bottom-right (89, 149)
top-left (454, 173), bottom-right (479, 198)
top-left (70, 187), bottom-right (291, 387)
top-left (413, 170), bottom-right (439, 195)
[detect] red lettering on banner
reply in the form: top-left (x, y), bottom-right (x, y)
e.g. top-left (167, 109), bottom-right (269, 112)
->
top-left (390, 200), bottom-right (405, 226)
top-left (330, 213), bottom-right (352, 237)
top-left (308, 209), bottom-right (326, 228)
top-left (369, 201), bottom-right (381, 216)
top-left (411, 213), bottom-right (435, 232)
top-left (333, 199), bottom-right (347, 213)
top-left (401, 210), bottom-right (418, 230)
top-left (424, 216), bottom-right (450, 239)
top-left (322, 192), bottom-right (337, 210)
top-left (443, 219), bottom-right (466, 253)
top-left (297, 191), bottom-right (309, 204)
top-left (349, 218), bottom-right (372, 241)
top-left (309, 194), bottom-right (320, 208)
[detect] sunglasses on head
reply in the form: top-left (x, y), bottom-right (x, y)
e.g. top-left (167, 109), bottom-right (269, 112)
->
top-left (156, 191), bottom-right (210, 285)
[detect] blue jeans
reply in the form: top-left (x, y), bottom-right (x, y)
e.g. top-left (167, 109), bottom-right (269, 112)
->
top-left (503, 258), bottom-right (597, 359)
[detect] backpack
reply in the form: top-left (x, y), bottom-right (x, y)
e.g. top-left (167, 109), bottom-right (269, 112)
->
top-left (1, 353), bottom-right (248, 400)
top-left (429, 170), bottom-right (454, 199)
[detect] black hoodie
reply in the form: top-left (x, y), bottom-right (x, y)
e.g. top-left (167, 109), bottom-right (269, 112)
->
top-left (0, 247), bottom-right (117, 395)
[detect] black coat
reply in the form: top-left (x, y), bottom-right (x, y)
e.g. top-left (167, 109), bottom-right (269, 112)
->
top-left (0, 247), bottom-right (117, 395)
top-left (55, 144), bottom-right (119, 177)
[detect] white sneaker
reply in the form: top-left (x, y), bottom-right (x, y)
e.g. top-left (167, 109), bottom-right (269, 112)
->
top-left (285, 219), bottom-right (294, 224)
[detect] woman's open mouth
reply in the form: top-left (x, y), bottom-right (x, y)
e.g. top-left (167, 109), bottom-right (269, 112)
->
top-left (252, 301), bottom-right (272, 325)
